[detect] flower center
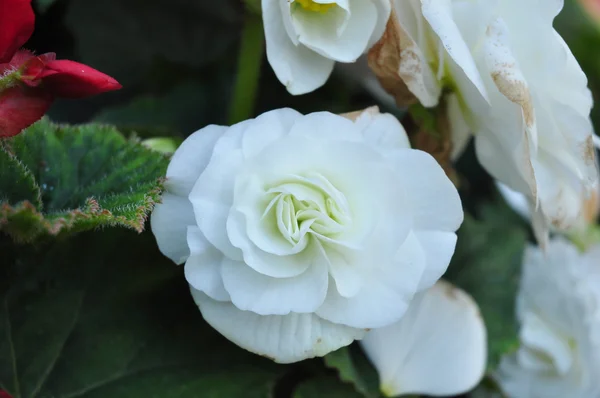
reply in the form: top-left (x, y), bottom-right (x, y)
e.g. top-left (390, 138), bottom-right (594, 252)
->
top-left (293, 0), bottom-right (336, 13)
top-left (263, 173), bottom-right (351, 246)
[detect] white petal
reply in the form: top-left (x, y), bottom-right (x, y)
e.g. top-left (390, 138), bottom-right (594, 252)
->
top-left (496, 182), bottom-right (531, 221)
top-left (151, 193), bottom-right (195, 265)
top-left (448, 93), bottom-right (472, 160)
top-left (369, 0), bottom-right (392, 48)
top-left (317, 231), bottom-right (426, 329)
top-left (165, 125), bottom-right (224, 197)
top-left (353, 107), bottom-right (412, 151)
top-left (360, 280), bottom-right (487, 397)
top-left (262, 0), bottom-right (335, 95)
top-left (421, 0), bottom-right (489, 102)
top-left (414, 230), bottom-right (457, 290)
top-left (388, 149), bottom-right (463, 232)
top-left (184, 226), bottom-right (229, 302)
top-left (192, 290), bottom-right (366, 363)
top-left (227, 201), bottom-right (313, 278)
top-left (289, 111), bottom-right (363, 142)
top-left (293, 0), bottom-right (377, 63)
top-left (220, 256), bottom-right (329, 316)
top-left (484, 18), bottom-right (537, 146)
top-left (392, 1), bottom-right (442, 107)
top-left (189, 120), bottom-right (254, 262)
top-left (241, 108), bottom-right (302, 158)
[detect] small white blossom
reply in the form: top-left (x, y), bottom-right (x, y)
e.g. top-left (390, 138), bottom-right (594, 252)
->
top-left (361, 280), bottom-right (487, 397)
top-left (262, 0), bottom-right (391, 95)
top-left (496, 239), bottom-right (600, 398)
top-left (382, 0), bottom-right (598, 242)
top-left (151, 107), bottom-right (463, 363)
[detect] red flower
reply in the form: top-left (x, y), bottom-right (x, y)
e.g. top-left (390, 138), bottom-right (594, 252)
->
top-left (0, 391), bottom-right (12, 398)
top-left (0, 0), bottom-right (34, 63)
top-left (0, 0), bottom-right (122, 137)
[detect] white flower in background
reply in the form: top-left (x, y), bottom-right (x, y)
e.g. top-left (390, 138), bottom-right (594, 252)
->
top-left (497, 181), bottom-right (600, 246)
top-left (262, 0), bottom-right (391, 95)
top-left (361, 280), bottom-right (487, 397)
top-left (496, 239), bottom-right (600, 398)
top-left (151, 107), bottom-right (463, 363)
top-left (378, 0), bottom-right (598, 242)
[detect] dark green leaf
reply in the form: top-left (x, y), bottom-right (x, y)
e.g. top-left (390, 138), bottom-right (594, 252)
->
top-left (0, 118), bottom-right (168, 242)
top-left (445, 202), bottom-right (527, 369)
top-left (0, 230), bottom-right (283, 397)
top-left (324, 347), bottom-right (377, 397)
top-left (94, 82), bottom-right (223, 137)
top-left (294, 376), bottom-right (365, 398)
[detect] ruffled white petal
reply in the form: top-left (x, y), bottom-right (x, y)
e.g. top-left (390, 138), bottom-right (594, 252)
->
top-left (192, 290), bottom-right (366, 364)
top-left (220, 256), bottom-right (329, 316)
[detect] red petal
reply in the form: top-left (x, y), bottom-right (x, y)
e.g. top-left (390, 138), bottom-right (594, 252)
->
top-left (0, 392), bottom-right (12, 398)
top-left (37, 60), bottom-right (122, 98)
top-left (0, 0), bottom-right (35, 63)
top-left (0, 86), bottom-right (53, 137)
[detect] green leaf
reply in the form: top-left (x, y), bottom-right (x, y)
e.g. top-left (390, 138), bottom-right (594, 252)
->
top-left (64, 0), bottom-right (241, 87)
top-left (294, 376), bottom-right (365, 398)
top-left (0, 148), bottom-right (40, 208)
top-left (445, 202), bottom-right (528, 369)
top-left (0, 118), bottom-right (169, 242)
top-left (323, 347), bottom-right (376, 397)
top-left (0, 230), bottom-right (283, 397)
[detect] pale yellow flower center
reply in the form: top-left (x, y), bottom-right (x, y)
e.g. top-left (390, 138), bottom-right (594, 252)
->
top-left (294, 0), bottom-right (336, 13)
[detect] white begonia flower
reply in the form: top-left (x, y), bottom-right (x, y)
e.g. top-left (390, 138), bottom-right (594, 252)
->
top-left (262, 0), bottom-right (391, 95)
top-left (361, 280), bottom-right (487, 397)
top-left (497, 181), bottom-right (600, 247)
top-left (151, 107), bottom-right (463, 363)
top-left (381, 0), bottom-right (598, 242)
top-left (496, 238), bottom-right (600, 398)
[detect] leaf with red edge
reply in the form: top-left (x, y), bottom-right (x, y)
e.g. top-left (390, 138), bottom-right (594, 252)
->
top-left (0, 118), bottom-right (169, 242)
top-left (0, 0), bottom-right (34, 63)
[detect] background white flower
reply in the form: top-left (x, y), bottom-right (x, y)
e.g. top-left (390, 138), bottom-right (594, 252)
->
top-left (496, 238), bottom-right (600, 398)
top-left (262, 0), bottom-right (391, 95)
top-left (361, 280), bottom-right (487, 397)
top-left (497, 181), bottom-right (600, 247)
top-left (151, 107), bottom-right (463, 363)
top-left (381, 0), bottom-right (598, 242)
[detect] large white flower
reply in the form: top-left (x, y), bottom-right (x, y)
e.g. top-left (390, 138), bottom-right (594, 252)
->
top-left (151, 107), bottom-right (463, 363)
top-left (262, 0), bottom-right (391, 95)
top-left (496, 239), bottom-right (600, 398)
top-left (361, 280), bottom-right (487, 397)
top-left (376, 0), bottom-right (598, 241)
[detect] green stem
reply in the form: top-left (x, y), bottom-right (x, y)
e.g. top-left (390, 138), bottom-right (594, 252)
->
top-left (228, 13), bottom-right (264, 125)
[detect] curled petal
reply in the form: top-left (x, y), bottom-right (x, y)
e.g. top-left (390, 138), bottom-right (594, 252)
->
top-left (36, 59), bottom-right (122, 98)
